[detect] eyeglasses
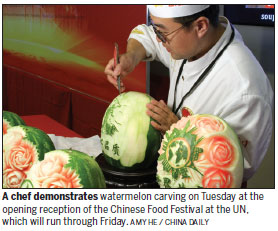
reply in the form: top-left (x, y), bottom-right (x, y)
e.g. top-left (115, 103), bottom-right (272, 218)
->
top-left (151, 22), bottom-right (184, 43)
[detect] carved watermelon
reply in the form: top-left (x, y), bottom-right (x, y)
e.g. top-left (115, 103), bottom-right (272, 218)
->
top-left (156, 114), bottom-right (244, 188)
top-left (3, 111), bottom-right (26, 135)
top-left (101, 91), bottom-right (161, 170)
top-left (21, 149), bottom-right (106, 188)
top-left (3, 125), bottom-right (55, 188)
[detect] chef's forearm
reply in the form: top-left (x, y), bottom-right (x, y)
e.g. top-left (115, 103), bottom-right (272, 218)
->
top-left (126, 38), bottom-right (148, 66)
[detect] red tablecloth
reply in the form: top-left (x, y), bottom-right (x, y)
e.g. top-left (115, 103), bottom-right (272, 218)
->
top-left (21, 115), bottom-right (82, 138)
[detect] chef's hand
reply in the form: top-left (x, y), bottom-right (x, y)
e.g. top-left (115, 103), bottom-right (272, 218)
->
top-left (146, 99), bottom-right (179, 134)
top-left (105, 39), bottom-right (147, 93)
top-left (104, 53), bottom-right (136, 93)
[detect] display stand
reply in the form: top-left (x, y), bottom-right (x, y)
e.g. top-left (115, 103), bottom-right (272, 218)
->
top-left (96, 154), bottom-right (159, 189)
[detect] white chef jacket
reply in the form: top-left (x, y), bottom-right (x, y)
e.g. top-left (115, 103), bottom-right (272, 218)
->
top-left (128, 16), bottom-right (273, 181)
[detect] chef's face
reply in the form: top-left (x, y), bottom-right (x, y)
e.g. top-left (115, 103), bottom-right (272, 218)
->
top-left (150, 14), bottom-right (199, 60)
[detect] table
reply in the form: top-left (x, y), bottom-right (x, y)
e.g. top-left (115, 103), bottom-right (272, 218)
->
top-left (21, 114), bottom-right (82, 138)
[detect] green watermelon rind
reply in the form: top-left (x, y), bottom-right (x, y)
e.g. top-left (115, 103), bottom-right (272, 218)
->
top-left (20, 179), bottom-right (34, 188)
top-left (19, 125), bottom-right (55, 161)
top-left (101, 92), bottom-right (161, 170)
top-left (62, 149), bottom-right (106, 188)
top-left (21, 150), bottom-right (106, 188)
top-left (3, 111), bottom-right (26, 127)
top-left (104, 120), bottom-right (160, 171)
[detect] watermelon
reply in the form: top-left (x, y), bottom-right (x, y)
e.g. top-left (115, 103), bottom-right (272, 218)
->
top-left (156, 114), bottom-right (244, 188)
top-left (21, 149), bottom-right (106, 188)
top-left (3, 111), bottom-right (26, 134)
top-left (101, 91), bottom-right (161, 170)
top-left (3, 125), bottom-right (55, 188)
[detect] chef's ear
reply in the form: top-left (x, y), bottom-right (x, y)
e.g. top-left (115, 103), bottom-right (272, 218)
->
top-left (194, 16), bottom-right (209, 39)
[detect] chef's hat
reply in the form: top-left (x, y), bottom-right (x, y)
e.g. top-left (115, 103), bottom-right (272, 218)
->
top-left (148, 5), bottom-right (210, 18)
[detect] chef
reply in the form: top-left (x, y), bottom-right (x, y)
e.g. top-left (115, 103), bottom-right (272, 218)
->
top-left (104, 5), bottom-right (273, 182)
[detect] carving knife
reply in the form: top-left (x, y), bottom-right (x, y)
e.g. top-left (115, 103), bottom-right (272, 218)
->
top-left (114, 43), bottom-right (121, 94)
